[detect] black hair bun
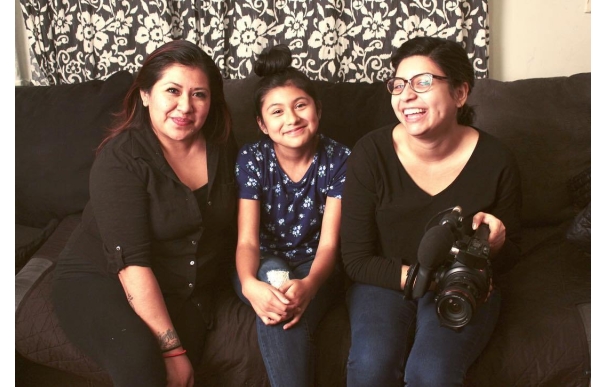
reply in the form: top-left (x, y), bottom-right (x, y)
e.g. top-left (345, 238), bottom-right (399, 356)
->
top-left (254, 44), bottom-right (292, 77)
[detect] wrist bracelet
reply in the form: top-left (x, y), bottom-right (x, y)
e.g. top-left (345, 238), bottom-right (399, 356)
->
top-left (163, 349), bottom-right (187, 358)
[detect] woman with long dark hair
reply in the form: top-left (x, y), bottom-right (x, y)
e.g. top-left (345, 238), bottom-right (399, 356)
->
top-left (52, 40), bottom-right (238, 387)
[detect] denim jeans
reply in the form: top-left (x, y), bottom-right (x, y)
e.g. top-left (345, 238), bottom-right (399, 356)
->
top-left (232, 255), bottom-right (343, 387)
top-left (346, 282), bottom-right (501, 387)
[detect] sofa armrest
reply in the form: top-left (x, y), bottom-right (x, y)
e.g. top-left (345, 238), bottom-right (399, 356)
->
top-left (16, 257), bottom-right (53, 312)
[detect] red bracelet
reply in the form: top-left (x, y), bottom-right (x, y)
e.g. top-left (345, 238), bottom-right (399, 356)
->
top-left (162, 349), bottom-right (187, 358)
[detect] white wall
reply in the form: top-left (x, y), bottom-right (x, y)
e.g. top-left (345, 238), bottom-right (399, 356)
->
top-left (488, 0), bottom-right (591, 81)
top-left (15, 0), bottom-right (31, 85)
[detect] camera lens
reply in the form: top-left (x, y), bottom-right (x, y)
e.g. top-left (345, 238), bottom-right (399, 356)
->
top-left (435, 287), bottom-right (476, 329)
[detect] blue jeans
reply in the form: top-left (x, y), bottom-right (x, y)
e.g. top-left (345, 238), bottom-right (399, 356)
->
top-left (232, 255), bottom-right (343, 387)
top-left (346, 282), bottom-right (501, 387)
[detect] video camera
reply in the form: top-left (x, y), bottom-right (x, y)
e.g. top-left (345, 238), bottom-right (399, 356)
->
top-left (403, 206), bottom-right (492, 330)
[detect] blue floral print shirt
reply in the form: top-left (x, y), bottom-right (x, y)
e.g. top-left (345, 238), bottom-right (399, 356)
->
top-left (236, 134), bottom-right (351, 263)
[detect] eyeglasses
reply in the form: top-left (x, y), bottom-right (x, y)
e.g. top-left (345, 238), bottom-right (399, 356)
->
top-left (386, 73), bottom-right (449, 95)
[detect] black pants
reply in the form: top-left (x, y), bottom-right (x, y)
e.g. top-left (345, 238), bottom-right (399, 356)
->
top-left (52, 274), bottom-right (209, 387)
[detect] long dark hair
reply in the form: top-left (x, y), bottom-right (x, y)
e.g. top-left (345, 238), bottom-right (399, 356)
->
top-left (97, 40), bottom-right (232, 153)
top-left (391, 37), bottom-right (475, 126)
top-left (253, 44), bottom-right (321, 122)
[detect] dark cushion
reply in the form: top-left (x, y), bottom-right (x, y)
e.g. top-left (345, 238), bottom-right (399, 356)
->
top-left (15, 71), bottom-right (134, 228)
top-left (566, 203), bottom-right (591, 252)
top-left (564, 168), bottom-right (591, 252)
top-left (567, 167), bottom-right (591, 210)
top-left (16, 220), bottom-right (59, 271)
top-left (314, 80), bottom-right (397, 149)
top-left (466, 238), bottom-right (591, 386)
top-left (15, 215), bottom-right (112, 384)
top-left (224, 76), bottom-right (263, 148)
top-left (469, 74), bottom-right (591, 227)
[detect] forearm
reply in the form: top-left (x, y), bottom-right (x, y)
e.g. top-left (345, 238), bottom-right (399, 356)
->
top-left (304, 195), bottom-right (341, 290)
top-left (341, 166), bottom-right (404, 289)
top-left (236, 244), bottom-right (261, 287)
top-left (304, 244), bottom-right (337, 291)
top-left (118, 265), bottom-right (181, 351)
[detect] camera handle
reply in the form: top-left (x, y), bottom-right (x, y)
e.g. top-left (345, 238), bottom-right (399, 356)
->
top-left (411, 265), bottom-right (435, 299)
top-left (403, 263), bottom-right (419, 300)
top-left (450, 223), bottom-right (491, 270)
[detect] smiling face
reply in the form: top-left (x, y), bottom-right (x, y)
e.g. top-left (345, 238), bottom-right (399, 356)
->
top-left (391, 55), bottom-right (468, 138)
top-left (140, 64), bottom-right (211, 145)
top-left (257, 84), bottom-right (321, 152)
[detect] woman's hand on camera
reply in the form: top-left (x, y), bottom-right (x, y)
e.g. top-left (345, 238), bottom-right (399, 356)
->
top-left (472, 212), bottom-right (506, 256)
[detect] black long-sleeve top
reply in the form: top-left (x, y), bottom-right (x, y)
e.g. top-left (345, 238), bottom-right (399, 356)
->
top-left (340, 125), bottom-right (522, 291)
top-left (54, 125), bottom-right (238, 315)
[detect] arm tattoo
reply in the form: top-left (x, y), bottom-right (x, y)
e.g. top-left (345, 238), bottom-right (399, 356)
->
top-left (158, 329), bottom-right (181, 351)
top-left (126, 292), bottom-right (135, 310)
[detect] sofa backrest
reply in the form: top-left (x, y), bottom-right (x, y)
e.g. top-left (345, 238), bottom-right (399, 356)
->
top-left (15, 71), bottom-right (134, 228)
top-left (15, 72), bottom-right (590, 229)
top-left (469, 74), bottom-right (590, 226)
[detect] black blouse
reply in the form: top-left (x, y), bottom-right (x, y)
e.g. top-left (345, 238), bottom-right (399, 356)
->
top-left (340, 125), bottom-right (522, 291)
top-left (54, 125), bottom-right (238, 314)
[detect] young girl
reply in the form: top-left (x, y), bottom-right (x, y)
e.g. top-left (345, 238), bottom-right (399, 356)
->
top-left (233, 44), bottom-right (350, 387)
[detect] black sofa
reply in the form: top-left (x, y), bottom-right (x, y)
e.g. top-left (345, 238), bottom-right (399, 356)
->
top-left (16, 71), bottom-right (591, 386)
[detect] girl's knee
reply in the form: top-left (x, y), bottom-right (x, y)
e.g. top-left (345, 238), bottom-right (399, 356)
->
top-left (257, 256), bottom-right (291, 286)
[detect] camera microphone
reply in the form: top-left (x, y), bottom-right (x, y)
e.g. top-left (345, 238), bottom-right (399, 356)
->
top-left (417, 225), bottom-right (456, 270)
top-left (418, 206), bottom-right (463, 268)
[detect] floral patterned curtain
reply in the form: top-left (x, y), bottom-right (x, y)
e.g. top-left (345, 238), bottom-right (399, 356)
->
top-left (19, 0), bottom-right (489, 85)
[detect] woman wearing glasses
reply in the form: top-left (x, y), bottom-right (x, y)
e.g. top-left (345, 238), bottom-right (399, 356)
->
top-left (340, 36), bottom-right (522, 386)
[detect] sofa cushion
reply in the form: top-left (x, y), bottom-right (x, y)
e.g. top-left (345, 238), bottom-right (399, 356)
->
top-left (313, 79), bottom-right (397, 149)
top-left (567, 167), bottom-right (591, 211)
top-left (566, 202), bottom-right (591, 252)
top-left (465, 237), bottom-right (591, 386)
top-left (565, 168), bottom-right (591, 252)
top-left (469, 73), bottom-right (591, 227)
top-left (15, 70), bottom-right (134, 228)
top-left (15, 214), bottom-right (112, 384)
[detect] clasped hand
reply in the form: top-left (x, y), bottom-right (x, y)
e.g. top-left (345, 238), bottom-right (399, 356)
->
top-left (243, 278), bottom-right (316, 330)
